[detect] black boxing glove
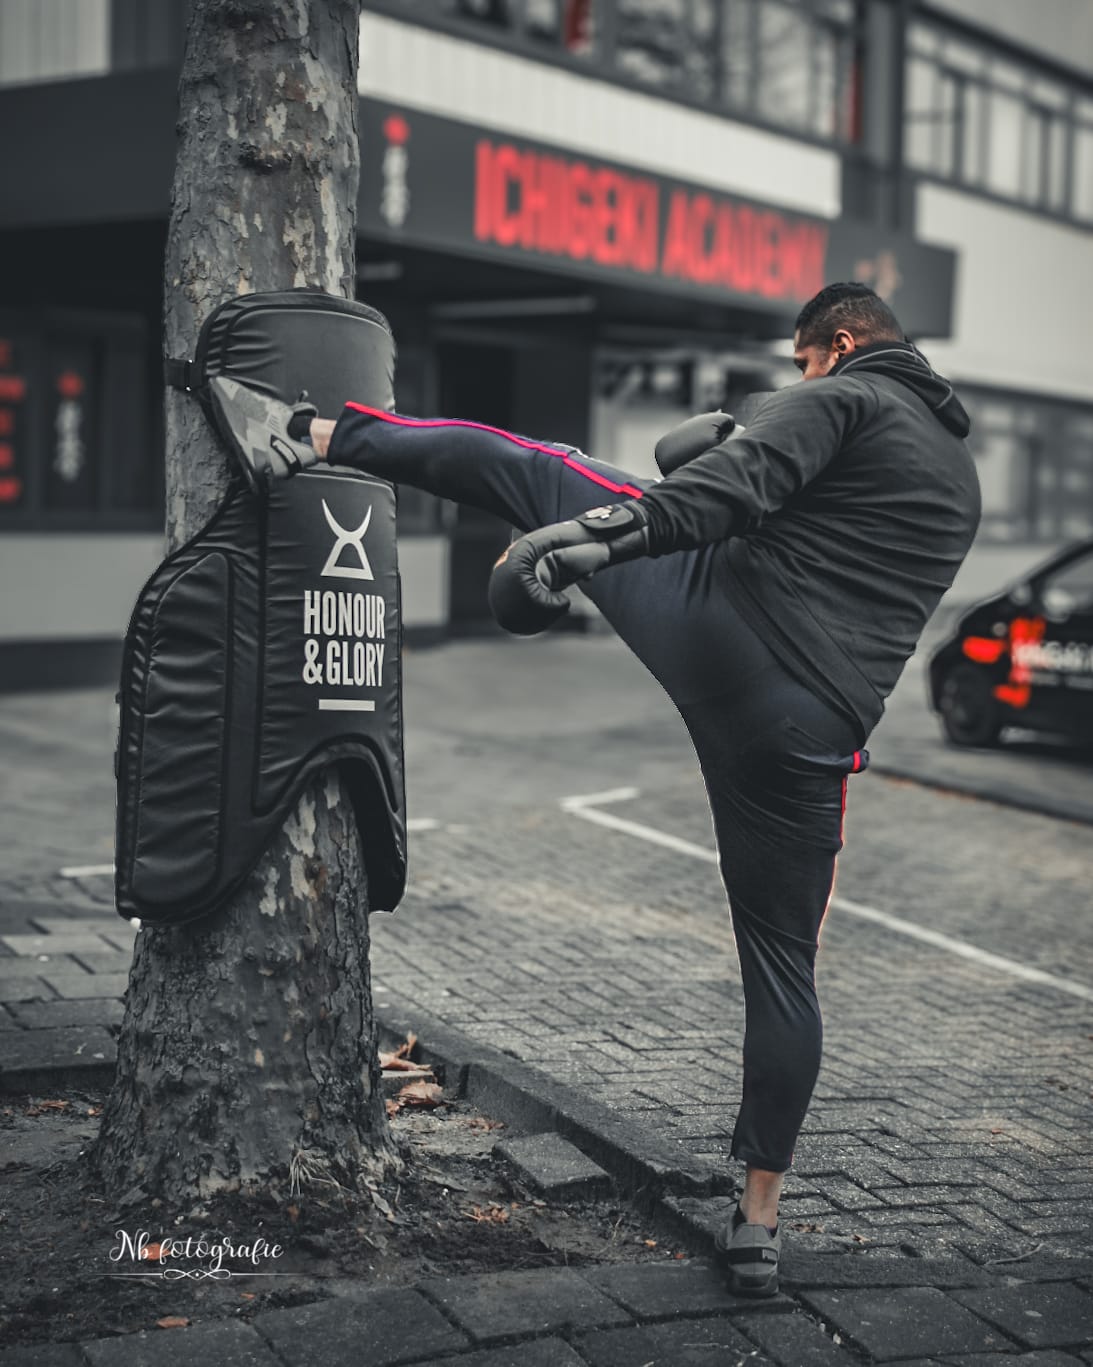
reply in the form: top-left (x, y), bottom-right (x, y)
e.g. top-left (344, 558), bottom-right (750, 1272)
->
top-left (488, 501), bottom-right (651, 635)
top-left (655, 410), bottom-right (736, 476)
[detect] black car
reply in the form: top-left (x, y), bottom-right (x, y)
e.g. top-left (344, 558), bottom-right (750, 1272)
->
top-left (929, 536), bottom-right (1093, 746)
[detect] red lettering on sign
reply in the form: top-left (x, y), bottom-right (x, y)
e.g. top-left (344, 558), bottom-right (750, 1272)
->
top-left (474, 139), bottom-right (493, 243)
top-left (0, 375), bottom-right (26, 402)
top-left (0, 443), bottom-right (12, 470)
top-left (0, 340), bottom-right (11, 368)
top-left (498, 144), bottom-right (523, 248)
top-left (661, 191), bottom-right (827, 300)
top-left (660, 190), bottom-right (690, 280)
top-left (475, 138), bottom-right (663, 276)
top-left (0, 475), bottom-right (22, 503)
top-left (0, 409), bottom-right (13, 436)
top-left (472, 135), bottom-right (823, 301)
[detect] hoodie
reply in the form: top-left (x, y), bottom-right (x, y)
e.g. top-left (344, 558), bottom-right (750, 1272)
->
top-left (635, 341), bottom-right (982, 742)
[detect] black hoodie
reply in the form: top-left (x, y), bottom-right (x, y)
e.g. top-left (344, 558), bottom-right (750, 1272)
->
top-left (635, 341), bottom-right (982, 742)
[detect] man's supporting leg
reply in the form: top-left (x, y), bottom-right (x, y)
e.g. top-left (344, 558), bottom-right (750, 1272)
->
top-left (679, 680), bottom-right (860, 1215)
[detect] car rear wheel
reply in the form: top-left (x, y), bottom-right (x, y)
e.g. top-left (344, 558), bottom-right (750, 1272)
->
top-left (938, 664), bottom-right (1004, 747)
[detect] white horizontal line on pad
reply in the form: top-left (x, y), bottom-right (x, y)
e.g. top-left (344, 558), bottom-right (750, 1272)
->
top-left (318, 699), bottom-right (376, 711)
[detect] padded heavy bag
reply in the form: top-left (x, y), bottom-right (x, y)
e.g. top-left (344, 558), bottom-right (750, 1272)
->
top-left (116, 290), bottom-right (405, 926)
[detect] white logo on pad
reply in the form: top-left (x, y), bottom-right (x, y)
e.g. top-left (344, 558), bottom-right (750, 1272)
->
top-left (321, 500), bottom-right (374, 581)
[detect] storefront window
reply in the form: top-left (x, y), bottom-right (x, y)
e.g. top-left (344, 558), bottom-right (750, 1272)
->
top-left (0, 310), bottom-right (157, 531)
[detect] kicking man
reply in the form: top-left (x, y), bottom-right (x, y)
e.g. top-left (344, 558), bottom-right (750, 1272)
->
top-left (211, 282), bottom-right (981, 1295)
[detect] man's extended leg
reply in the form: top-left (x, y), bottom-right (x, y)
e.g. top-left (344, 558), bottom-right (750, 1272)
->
top-left (318, 403), bottom-right (745, 702)
top-left (324, 403), bottom-right (647, 534)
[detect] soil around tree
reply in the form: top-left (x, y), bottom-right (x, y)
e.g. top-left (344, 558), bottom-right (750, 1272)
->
top-left (0, 1085), bottom-right (693, 1350)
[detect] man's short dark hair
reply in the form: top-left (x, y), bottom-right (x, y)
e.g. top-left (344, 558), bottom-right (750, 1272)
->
top-left (794, 282), bottom-right (905, 349)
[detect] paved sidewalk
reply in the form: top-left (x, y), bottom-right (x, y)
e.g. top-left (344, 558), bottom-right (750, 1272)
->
top-left (2, 637), bottom-right (1092, 1364)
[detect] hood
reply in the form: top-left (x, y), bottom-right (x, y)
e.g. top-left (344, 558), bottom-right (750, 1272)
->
top-left (831, 340), bottom-right (971, 438)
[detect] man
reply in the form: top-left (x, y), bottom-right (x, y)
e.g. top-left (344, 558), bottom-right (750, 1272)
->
top-left (211, 282), bottom-right (981, 1295)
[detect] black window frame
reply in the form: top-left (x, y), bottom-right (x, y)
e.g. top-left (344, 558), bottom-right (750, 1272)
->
top-left (905, 11), bottom-right (1093, 230)
top-left (365, 0), bottom-right (866, 151)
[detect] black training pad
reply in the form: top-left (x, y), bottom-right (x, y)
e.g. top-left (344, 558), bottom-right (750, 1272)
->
top-left (117, 290), bottom-right (405, 926)
top-left (193, 289), bottom-right (397, 419)
top-left (115, 469), bottom-right (405, 926)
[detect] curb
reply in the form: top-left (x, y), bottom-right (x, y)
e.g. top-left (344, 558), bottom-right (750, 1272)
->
top-left (870, 756), bottom-right (1093, 828)
top-left (373, 989), bottom-right (737, 1205)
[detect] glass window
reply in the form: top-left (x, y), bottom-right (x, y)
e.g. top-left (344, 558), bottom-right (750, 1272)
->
top-left (985, 88), bottom-right (1023, 199)
top-left (1074, 124), bottom-right (1093, 221)
top-left (720, 0), bottom-right (754, 112)
top-left (615, 0), bottom-right (715, 97)
top-left (961, 80), bottom-right (987, 185)
top-left (905, 56), bottom-right (938, 171)
top-left (753, 1), bottom-right (812, 131)
top-left (964, 388), bottom-right (1093, 545)
top-left (906, 21), bottom-right (1092, 226)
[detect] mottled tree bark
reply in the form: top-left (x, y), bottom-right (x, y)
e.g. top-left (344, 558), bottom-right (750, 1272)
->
top-left (94, 0), bottom-right (400, 1201)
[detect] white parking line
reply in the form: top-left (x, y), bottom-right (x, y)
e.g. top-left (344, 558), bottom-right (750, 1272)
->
top-left (561, 788), bottom-right (1093, 1005)
top-left (59, 863), bottom-right (115, 878)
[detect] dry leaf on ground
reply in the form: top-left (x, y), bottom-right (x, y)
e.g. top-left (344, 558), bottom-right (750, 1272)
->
top-left (394, 1080), bottom-right (444, 1109)
top-left (466, 1204), bottom-right (510, 1224)
top-left (155, 1317), bottom-right (190, 1329)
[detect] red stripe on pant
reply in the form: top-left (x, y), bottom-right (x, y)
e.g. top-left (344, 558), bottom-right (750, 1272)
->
top-left (342, 403), bottom-right (646, 500)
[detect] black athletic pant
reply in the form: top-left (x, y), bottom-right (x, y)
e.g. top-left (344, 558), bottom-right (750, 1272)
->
top-left (329, 403), bottom-right (869, 1172)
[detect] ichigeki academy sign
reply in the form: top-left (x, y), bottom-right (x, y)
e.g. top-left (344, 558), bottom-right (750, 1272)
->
top-left (359, 99), bottom-right (957, 339)
top-left (116, 293), bottom-right (406, 926)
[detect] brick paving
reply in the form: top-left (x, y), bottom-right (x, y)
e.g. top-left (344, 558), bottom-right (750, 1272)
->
top-left (2, 637), bottom-right (1093, 1364)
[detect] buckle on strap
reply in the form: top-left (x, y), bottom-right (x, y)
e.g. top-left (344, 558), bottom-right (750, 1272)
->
top-left (164, 357), bottom-right (195, 392)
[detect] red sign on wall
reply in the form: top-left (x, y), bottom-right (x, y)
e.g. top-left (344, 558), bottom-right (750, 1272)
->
top-left (359, 99), bottom-right (955, 337)
top-left (471, 137), bottom-right (827, 302)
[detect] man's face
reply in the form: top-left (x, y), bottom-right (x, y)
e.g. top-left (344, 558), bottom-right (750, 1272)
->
top-left (792, 329), bottom-right (855, 381)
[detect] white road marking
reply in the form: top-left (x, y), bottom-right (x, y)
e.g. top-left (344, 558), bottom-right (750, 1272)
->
top-left (407, 818), bottom-right (441, 832)
top-left (561, 787), bottom-right (1093, 1005)
top-left (59, 863), bottom-right (115, 878)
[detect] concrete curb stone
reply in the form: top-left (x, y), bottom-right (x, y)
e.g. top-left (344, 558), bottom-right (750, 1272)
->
top-left (0, 1024), bottom-right (116, 1092)
top-left (374, 988), bottom-right (731, 1202)
top-left (492, 1131), bottom-right (614, 1201)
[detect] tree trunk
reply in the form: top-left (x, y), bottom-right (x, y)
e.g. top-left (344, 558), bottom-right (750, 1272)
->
top-left (94, 0), bottom-right (401, 1201)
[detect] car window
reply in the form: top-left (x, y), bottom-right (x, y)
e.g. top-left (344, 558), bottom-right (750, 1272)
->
top-left (1040, 550), bottom-right (1093, 614)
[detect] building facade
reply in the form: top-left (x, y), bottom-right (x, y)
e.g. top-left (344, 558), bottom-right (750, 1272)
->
top-left (0, 0), bottom-right (1090, 685)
